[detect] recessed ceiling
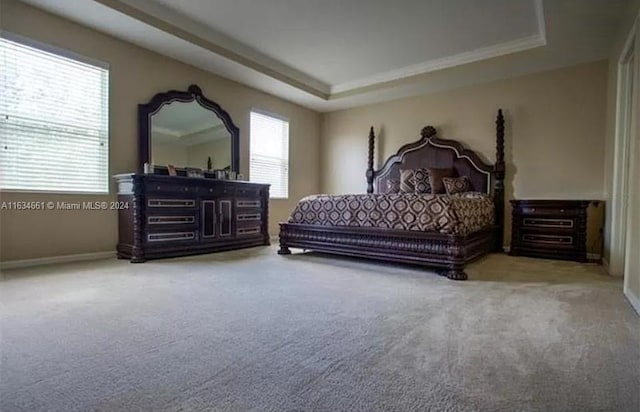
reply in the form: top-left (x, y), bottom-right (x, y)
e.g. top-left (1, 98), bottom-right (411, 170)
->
top-left (15, 0), bottom-right (633, 111)
top-left (147, 0), bottom-right (543, 89)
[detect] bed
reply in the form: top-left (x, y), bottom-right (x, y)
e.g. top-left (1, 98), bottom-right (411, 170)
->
top-left (278, 110), bottom-right (506, 280)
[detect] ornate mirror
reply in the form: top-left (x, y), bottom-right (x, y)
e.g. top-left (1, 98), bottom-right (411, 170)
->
top-left (138, 85), bottom-right (239, 174)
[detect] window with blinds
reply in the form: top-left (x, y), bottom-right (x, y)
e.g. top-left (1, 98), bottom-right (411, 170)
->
top-left (249, 111), bottom-right (289, 198)
top-left (0, 36), bottom-right (109, 193)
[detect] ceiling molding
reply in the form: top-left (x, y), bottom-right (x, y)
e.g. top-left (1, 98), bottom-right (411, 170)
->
top-left (95, 0), bottom-right (546, 98)
top-left (330, 33), bottom-right (546, 95)
top-left (13, 0), bottom-right (626, 112)
top-left (152, 122), bottom-right (227, 138)
top-left (94, 0), bottom-right (331, 99)
top-left (150, 125), bottom-right (180, 137)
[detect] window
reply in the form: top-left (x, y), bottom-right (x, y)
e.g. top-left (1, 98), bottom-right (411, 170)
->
top-left (0, 35), bottom-right (109, 193)
top-left (249, 111), bottom-right (289, 198)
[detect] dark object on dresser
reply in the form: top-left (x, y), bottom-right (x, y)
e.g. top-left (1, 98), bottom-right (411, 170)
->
top-left (115, 174), bottom-right (270, 262)
top-left (278, 109), bottom-right (506, 281)
top-left (510, 199), bottom-right (593, 262)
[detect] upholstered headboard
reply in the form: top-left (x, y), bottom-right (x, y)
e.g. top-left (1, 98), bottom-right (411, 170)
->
top-left (365, 109), bottom-right (506, 243)
top-left (371, 126), bottom-right (493, 194)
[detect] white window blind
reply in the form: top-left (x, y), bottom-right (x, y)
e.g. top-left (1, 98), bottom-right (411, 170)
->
top-left (0, 36), bottom-right (109, 193)
top-left (250, 111), bottom-right (289, 198)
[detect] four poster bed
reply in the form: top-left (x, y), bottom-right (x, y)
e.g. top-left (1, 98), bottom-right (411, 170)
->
top-left (278, 110), bottom-right (506, 280)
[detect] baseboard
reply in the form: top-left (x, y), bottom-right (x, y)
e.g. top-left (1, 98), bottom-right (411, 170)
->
top-left (1, 251), bottom-right (116, 270)
top-left (501, 246), bottom-right (601, 261)
top-left (624, 288), bottom-right (640, 316)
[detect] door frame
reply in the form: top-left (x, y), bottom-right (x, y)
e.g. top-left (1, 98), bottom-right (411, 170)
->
top-left (611, 17), bottom-right (638, 279)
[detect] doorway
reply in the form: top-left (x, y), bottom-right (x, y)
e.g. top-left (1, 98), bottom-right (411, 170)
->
top-left (612, 19), bottom-right (639, 309)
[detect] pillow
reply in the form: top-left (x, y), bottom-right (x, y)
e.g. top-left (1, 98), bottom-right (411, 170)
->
top-left (386, 179), bottom-right (401, 194)
top-left (428, 168), bottom-right (457, 194)
top-left (451, 191), bottom-right (488, 199)
top-left (443, 176), bottom-right (471, 195)
top-left (413, 168), bottom-right (431, 194)
top-left (399, 169), bottom-right (415, 193)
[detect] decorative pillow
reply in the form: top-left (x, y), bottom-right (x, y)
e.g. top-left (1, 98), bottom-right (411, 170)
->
top-left (413, 168), bottom-right (431, 193)
top-left (451, 191), bottom-right (488, 199)
top-left (399, 169), bottom-right (415, 193)
top-left (386, 179), bottom-right (401, 194)
top-left (428, 168), bottom-right (457, 194)
top-left (443, 176), bottom-right (471, 195)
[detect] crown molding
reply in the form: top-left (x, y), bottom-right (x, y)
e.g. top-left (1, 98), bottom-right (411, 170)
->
top-left (94, 0), bottom-right (331, 98)
top-left (18, 0), bottom-right (548, 107)
top-left (330, 33), bottom-right (546, 94)
top-left (95, 0), bottom-right (546, 99)
top-left (151, 125), bottom-right (180, 137)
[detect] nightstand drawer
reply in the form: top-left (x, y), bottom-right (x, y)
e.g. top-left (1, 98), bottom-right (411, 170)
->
top-left (522, 218), bottom-right (574, 229)
top-left (521, 233), bottom-right (575, 247)
top-left (519, 207), bottom-right (579, 216)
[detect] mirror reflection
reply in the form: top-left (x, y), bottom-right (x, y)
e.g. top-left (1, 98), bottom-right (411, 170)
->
top-left (151, 101), bottom-right (231, 171)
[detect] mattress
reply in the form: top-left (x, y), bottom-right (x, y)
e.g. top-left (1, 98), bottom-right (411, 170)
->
top-left (288, 193), bottom-right (495, 236)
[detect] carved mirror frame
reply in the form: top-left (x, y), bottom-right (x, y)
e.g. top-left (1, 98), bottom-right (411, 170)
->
top-left (138, 84), bottom-right (239, 174)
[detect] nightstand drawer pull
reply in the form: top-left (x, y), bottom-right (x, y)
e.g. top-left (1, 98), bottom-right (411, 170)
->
top-left (523, 218), bottom-right (574, 228)
top-left (522, 234), bottom-right (574, 245)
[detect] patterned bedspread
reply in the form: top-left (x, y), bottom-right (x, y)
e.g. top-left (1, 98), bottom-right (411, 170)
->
top-left (288, 193), bottom-right (495, 235)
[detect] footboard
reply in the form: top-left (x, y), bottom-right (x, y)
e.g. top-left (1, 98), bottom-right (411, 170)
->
top-left (278, 223), bottom-right (497, 280)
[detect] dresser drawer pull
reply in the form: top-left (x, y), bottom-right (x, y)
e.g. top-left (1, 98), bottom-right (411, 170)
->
top-left (522, 234), bottom-right (573, 245)
top-left (147, 231), bottom-right (195, 242)
top-left (237, 200), bottom-right (261, 208)
top-left (148, 199), bottom-right (195, 208)
top-left (523, 218), bottom-right (574, 228)
top-left (237, 227), bottom-right (261, 235)
top-left (237, 213), bottom-right (261, 221)
top-left (148, 216), bottom-right (195, 225)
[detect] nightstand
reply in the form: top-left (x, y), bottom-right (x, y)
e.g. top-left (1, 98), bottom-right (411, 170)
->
top-left (510, 200), bottom-right (594, 262)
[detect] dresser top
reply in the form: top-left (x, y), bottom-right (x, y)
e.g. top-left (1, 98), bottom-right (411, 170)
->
top-left (113, 173), bottom-right (269, 187)
top-left (510, 199), bottom-right (599, 206)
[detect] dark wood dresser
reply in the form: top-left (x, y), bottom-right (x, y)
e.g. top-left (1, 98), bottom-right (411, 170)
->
top-left (510, 200), bottom-right (593, 262)
top-left (115, 174), bottom-right (270, 262)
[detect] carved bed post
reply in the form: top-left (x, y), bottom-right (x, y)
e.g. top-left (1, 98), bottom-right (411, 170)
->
top-left (494, 109), bottom-right (506, 252)
top-left (366, 126), bottom-right (375, 194)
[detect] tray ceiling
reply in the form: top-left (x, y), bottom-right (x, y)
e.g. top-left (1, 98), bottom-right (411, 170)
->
top-left (15, 0), bottom-right (632, 111)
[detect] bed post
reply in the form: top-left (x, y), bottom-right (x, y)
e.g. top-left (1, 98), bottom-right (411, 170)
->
top-left (366, 126), bottom-right (375, 194)
top-left (494, 109), bottom-right (506, 252)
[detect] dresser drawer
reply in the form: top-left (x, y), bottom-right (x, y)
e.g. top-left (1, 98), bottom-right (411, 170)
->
top-left (236, 212), bottom-right (262, 222)
top-left (147, 214), bottom-right (197, 226)
top-left (145, 230), bottom-right (197, 243)
top-left (146, 198), bottom-right (196, 208)
top-left (236, 225), bottom-right (262, 236)
top-left (236, 199), bottom-right (262, 208)
top-left (236, 187), bottom-right (261, 197)
top-left (146, 181), bottom-right (200, 194)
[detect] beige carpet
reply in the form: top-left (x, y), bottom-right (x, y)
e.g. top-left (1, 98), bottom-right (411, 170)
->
top-left (1, 247), bottom-right (638, 411)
